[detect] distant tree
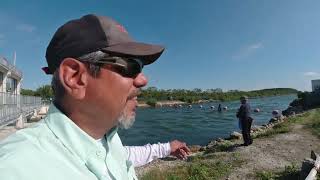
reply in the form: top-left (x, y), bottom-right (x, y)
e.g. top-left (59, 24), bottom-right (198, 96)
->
top-left (138, 87), bottom-right (298, 103)
top-left (193, 88), bottom-right (202, 93)
top-left (34, 85), bottom-right (53, 101)
top-left (21, 89), bottom-right (35, 96)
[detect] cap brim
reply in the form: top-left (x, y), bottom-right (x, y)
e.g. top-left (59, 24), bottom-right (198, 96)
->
top-left (102, 42), bottom-right (165, 65)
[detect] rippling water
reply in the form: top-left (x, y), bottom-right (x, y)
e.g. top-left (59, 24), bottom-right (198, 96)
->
top-left (119, 94), bottom-right (296, 146)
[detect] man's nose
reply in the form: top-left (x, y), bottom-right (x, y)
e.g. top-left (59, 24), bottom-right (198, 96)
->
top-left (133, 73), bottom-right (148, 88)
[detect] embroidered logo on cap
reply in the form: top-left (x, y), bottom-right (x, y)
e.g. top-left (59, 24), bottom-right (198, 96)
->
top-left (116, 24), bottom-right (128, 33)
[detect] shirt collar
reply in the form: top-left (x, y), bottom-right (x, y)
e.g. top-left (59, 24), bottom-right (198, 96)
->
top-left (45, 103), bottom-right (118, 163)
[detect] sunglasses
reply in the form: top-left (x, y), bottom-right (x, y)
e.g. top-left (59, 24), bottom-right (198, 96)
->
top-left (81, 57), bottom-right (144, 78)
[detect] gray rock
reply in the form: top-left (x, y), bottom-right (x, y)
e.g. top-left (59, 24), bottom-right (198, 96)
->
top-left (230, 131), bottom-right (242, 140)
top-left (269, 117), bottom-right (278, 124)
top-left (217, 138), bottom-right (224, 142)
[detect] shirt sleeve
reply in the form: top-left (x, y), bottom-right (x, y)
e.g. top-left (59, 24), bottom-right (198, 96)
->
top-left (124, 142), bottom-right (171, 167)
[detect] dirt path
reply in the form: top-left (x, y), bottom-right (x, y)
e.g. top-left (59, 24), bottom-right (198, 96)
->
top-left (227, 124), bottom-right (320, 179)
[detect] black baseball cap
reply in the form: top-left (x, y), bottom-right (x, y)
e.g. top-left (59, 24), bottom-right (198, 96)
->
top-left (43, 14), bottom-right (165, 74)
top-left (240, 96), bottom-right (248, 100)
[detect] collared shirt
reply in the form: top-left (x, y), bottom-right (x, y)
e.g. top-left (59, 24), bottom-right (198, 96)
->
top-left (96, 139), bottom-right (171, 179)
top-left (0, 104), bottom-right (138, 180)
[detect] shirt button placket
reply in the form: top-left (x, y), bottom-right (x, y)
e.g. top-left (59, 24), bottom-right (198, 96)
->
top-left (96, 150), bottom-right (103, 158)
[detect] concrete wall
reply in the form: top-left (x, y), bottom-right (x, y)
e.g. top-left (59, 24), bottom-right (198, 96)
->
top-left (304, 92), bottom-right (320, 108)
top-left (312, 79), bottom-right (320, 92)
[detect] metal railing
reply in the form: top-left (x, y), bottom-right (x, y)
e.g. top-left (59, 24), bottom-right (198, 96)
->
top-left (0, 92), bottom-right (43, 126)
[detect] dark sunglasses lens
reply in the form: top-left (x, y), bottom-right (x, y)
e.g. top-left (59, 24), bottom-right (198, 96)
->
top-left (124, 61), bottom-right (142, 77)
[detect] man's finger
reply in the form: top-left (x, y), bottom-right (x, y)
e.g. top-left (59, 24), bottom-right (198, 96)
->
top-left (181, 146), bottom-right (191, 154)
top-left (179, 148), bottom-right (188, 157)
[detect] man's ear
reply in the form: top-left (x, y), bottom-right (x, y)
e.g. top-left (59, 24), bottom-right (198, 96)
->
top-left (58, 58), bottom-right (88, 100)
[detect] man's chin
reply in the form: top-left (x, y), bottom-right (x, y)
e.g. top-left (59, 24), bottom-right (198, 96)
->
top-left (117, 116), bottom-right (135, 129)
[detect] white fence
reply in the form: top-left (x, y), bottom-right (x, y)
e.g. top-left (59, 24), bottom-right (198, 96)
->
top-left (0, 92), bottom-right (43, 127)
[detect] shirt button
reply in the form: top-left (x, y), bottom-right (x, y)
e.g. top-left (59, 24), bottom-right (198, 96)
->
top-left (96, 150), bottom-right (103, 157)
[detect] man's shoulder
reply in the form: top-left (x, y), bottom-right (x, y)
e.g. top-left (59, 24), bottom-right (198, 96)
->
top-left (242, 103), bottom-right (250, 108)
top-left (0, 122), bottom-right (67, 178)
top-left (0, 122), bottom-right (53, 163)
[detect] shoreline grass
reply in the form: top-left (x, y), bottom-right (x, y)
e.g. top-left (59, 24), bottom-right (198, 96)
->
top-left (140, 152), bottom-right (244, 180)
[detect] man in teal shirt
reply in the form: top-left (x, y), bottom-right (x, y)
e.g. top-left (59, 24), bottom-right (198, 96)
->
top-left (0, 14), bottom-right (190, 180)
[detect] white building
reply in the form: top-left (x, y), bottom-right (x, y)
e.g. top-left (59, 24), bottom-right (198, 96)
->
top-left (311, 79), bottom-right (320, 92)
top-left (0, 56), bottom-right (22, 95)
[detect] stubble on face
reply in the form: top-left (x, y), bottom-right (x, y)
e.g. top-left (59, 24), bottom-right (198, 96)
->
top-left (117, 89), bottom-right (141, 129)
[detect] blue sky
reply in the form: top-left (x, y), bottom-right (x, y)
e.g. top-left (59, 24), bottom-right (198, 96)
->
top-left (0, 0), bottom-right (320, 91)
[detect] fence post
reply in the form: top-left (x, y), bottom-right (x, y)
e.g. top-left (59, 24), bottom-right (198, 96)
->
top-left (301, 151), bottom-right (320, 180)
top-left (15, 94), bottom-right (23, 129)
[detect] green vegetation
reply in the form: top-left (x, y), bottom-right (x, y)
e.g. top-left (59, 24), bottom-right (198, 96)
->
top-left (146, 98), bottom-right (157, 107)
top-left (22, 86), bottom-right (298, 106)
top-left (139, 87), bottom-right (297, 104)
top-left (255, 164), bottom-right (300, 180)
top-left (254, 123), bottom-right (290, 139)
top-left (141, 153), bottom-right (243, 180)
top-left (253, 109), bottom-right (320, 139)
top-left (204, 140), bottom-right (234, 154)
top-left (20, 89), bottom-right (35, 96)
top-left (21, 85), bottom-right (53, 101)
top-left (301, 110), bottom-right (320, 138)
top-left (281, 109), bottom-right (320, 138)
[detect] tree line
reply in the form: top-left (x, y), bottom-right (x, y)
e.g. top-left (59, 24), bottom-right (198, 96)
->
top-left (21, 85), bottom-right (53, 101)
top-left (21, 85), bottom-right (297, 104)
top-left (139, 87), bottom-right (298, 105)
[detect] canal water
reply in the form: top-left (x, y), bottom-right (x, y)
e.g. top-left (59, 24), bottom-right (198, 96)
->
top-left (119, 94), bottom-right (296, 146)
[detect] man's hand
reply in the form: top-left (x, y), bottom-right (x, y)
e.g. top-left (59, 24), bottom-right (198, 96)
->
top-left (170, 140), bottom-right (191, 160)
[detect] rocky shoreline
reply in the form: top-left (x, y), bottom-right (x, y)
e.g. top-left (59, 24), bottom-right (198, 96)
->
top-left (137, 99), bottom-right (212, 108)
top-left (137, 100), bottom-right (187, 108)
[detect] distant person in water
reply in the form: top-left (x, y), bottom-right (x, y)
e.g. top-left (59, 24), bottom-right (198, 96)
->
top-left (218, 104), bottom-right (222, 112)
top-left (236, 96), bottom-right (253, 146)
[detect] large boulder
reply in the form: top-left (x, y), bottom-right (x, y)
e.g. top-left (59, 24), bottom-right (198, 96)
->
top-left (282, 105), bottom-right (303, 116)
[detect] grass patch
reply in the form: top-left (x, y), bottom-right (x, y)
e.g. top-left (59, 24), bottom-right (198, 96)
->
top-left (141, 153), bottom-right (243, 180)
top-left (255, 164), bottom-right (300, 180)
top-left (141, 162), bottom-right (231, 180)
top-left (204, 140), bottom-right (235, 154)
top-left (309, 121), bottom-right (320, 138)
top-left (256, 171), bottom-right (276, 180)
top-left (254, 108), bottom-right (320, 139)
top-left (254, 123), bottom-right (290, 139)
top-left (302, 109), bottom-right (320, 138)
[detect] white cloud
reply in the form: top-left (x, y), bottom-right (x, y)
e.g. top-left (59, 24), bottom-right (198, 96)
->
top-left (232, 42), bottom-right (263, 60)
top-left (303, 71), bottom-right (320, 77)
top-left (16, 24), bottom-right (36, 33)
